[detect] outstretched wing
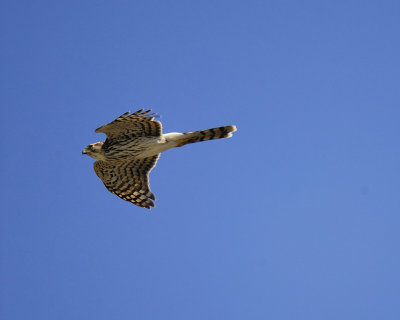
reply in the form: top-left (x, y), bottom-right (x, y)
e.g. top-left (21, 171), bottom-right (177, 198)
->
top-left (95, 109), bottom-right (162, 139)
top-left (93, 154), bottom-right (160, 209)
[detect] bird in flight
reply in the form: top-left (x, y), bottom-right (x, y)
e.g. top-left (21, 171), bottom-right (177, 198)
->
top-left (82, 109), bottom-right (237, 209)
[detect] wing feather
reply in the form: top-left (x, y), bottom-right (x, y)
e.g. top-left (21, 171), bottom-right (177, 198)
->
top-left (95, 109), bottom-right (162, 139)
top-left (93, 154), bottom-right (160, 209)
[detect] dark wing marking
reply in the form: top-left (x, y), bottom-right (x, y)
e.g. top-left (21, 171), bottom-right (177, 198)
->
top-left (93, 154), bottom-right (160, 209)
top-left (95, 109), bottom-right (162, 139)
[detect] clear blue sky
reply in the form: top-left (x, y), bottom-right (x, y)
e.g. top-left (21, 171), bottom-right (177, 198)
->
top-left (1, 1), bottom-right (399, 319)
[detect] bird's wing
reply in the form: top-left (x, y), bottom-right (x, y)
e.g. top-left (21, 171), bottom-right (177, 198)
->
top-left (95, 109), bottom-right (162, 140)
top-left (93, 154), bottom-right (160, 209)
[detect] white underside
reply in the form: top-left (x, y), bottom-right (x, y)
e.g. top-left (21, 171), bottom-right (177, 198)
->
top-left (137, 132), bottom-right (183, 158)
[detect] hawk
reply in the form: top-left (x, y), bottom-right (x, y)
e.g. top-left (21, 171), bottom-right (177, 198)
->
top-left (82, 109), bottom-right (237, 209)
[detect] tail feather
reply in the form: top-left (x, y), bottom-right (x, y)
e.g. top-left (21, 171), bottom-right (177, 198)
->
top-left (176, 125), bottom-right (237, 147)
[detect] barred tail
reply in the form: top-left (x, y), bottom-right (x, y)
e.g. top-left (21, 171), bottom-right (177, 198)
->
top-left (176, 125), bottom-right (237, 147)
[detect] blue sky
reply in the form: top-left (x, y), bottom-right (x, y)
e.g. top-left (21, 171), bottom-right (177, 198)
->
top-left (1, 0), bottom-right (399, 319)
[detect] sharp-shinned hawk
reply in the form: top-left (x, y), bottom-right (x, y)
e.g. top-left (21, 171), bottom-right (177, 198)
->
top-left (82, 109), bottom-right (237, 209)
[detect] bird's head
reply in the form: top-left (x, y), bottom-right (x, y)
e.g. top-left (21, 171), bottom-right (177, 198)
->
top-left (82, 142), bottom-right (104, 159)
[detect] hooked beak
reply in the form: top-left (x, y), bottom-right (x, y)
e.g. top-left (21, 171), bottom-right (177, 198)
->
top-left (82, 148), bottom-right (87, 155)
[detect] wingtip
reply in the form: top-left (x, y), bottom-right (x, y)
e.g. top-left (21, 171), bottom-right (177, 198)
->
top-left (144, 202), bottom-right (155, 210)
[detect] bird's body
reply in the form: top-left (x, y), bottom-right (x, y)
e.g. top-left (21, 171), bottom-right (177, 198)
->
top-left (83, 109), bottom-right (236, 209)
